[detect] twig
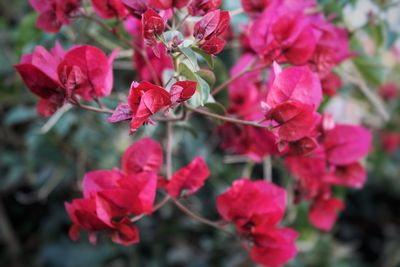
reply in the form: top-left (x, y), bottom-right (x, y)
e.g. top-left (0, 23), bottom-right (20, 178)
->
top-left (130, 195), bottom-right (171, 223)
top-left (263, 156), bottom-right (272, 181)
top-left (338, 63), bottom-right (390, 121)
top-left (75, 101), bottom-right (114, 114)
top-left (229, 8), bottom-right (244, 17)
top-left (40, 104), bottom-right (73, 134)
top-left (185, 104), bottom-right (269, 129)
top-left (166, 121), bottom-right (173, 180)
top-left (173, 200), bottom-right (235, 237)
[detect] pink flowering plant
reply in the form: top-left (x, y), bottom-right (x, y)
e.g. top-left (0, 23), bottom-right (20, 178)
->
top-left (10, 0), bottom-right (400, 266)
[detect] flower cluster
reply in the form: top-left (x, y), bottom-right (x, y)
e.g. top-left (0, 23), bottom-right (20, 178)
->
top-left (15, 43), bottom-right (117, 117)
top-left (217, 179), bottom-right (298, 267)
top-left (65, 137), bottom-right (210, 244)
top-left (285, 123), bottom-right (371, 231)
top-left (15, 0), bottom-right (380, 266)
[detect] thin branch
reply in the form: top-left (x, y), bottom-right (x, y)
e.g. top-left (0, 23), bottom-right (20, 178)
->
top-left (173, 200), bottom-right (235, 237)
top-left (229, 8), bottom-right (244, 17)
top-left (75, 101), bottom-right (114, 114)
top-left (40, 104), bottom-right (73, 134)
top-left (185, 104), bottom-right (269, 129)
top-left (338, 63), bottom-right (390, 121)
top-left (263, 156), bottom-right (272, 181)
top-left (130, 195), bottom-right (171, 223)
top-left (166, 121), bottom-right (173, 180)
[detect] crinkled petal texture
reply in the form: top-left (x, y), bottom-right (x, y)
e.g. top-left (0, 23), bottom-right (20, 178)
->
top-left (188, 0), bottom-right (222, 16)
top-left (217, 179), bottom-right (286, 228)
top-left (169, 80), bottom-right (197, 105)
top-left (91, 0), bottom-right (128, 19)
top-left (128, 81), bottom-right (172, 132)
top-left (142, 9), bottom-right (165, 40)
top-left (251, 226), bottom-right (298, 267)
top-left (60, 45), bottom-right (118, 100)
top-left (323, 124), bottom-right (372, 165)
top-left (266, 65), bottom-right (322, 110)
top-left (309, 197), bottom-right (344, 231)
top-left (325, 162), bottom-right (367, 189)
top-left (150, 0), bottom-right (190, 9)
top-left (30, 0), bottom-right (81, 32)
top-left (249, 3), bottom-right (317, 65)
top-left (82, 170), bottom-right (157, 218)
top-left (166, 156), bottom-right (210, 199)
top-left (15, 44), bottom-right (67, 117)
top-left (122, 137), bottom-right (163, 174)
top-left (65, 138), bottom-right (163, 246)
top-left (266, 100), bottom-right (318, 142)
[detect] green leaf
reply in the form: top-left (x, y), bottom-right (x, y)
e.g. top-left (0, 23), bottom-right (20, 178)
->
top-left (178, 62), bottom-right (197, 81)
top-left (352, 56), bottom-right (385, 87)
top-left (196, 69), bottom-right (216, 86)
top-left (204, 102), bottom-right (227, 116)
top-left (5, 106), bottom-right (37, 125)
top-left (196, 75), bottom-right (210, 106)
top-left (179, 46), bottom-right (199, 72)
top-left (191, 46), bottom-right (214, 69)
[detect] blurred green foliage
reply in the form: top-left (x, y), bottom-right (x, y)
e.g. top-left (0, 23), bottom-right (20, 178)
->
top-left (1, 0), bottom-right (400, 267)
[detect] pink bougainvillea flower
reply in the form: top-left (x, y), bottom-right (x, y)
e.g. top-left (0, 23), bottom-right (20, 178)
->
top-left (284, 148), bottom-right (328, 200)
top-left (381, 132), bottom-right (400, 154)
top-left (149, 0), bottom-right (190, 9)
top-left (285, 136), bottom-right (319, 156)
top-left (309, 21), bottom-right (354, 78)
top-left (65, 138), bottom-right (162, 246)
top-left (250, 226), bottom-right (298, 267)
top-left (121, 137), bottom-right (163, 174)
top-left (265, 100), bottom-right (319, 142)
top-left (217, 179), bottom-right (298, 266)
top-left (324, 162), bottom-right (366, 189)
top-left (142, 8), bottom-right (165, 47)
top-left (241, 0), bottom-right (270, 17)
top-left (250, 3), bottom-right (317, 65)
top-left (323, 124), bottom-right (372, 165)
top-left (309, 196), bottom-right (344, 231)
top-left (266, 65), bottom-right (322, 110)
top-left (379, 82), bottom-right (398, 101)
top-left (125, 17), bottom-right (174, 82)
top-left (169, 80), bottom-right (197, 106)
top-left (122, 0), bottom-right (150, 18)
top-left (166, 156), bottom-right (210, 199)
top-left (193, 9), bottom-right (230, 55)
top-left (217, 178), bottom-right (287, 230)
top-left (29, 0), bottom-right (82, 32)
top-left (15, 44), bottom-right (66, 117)
top-left (91, 0), bottom-right (128, 19)
top-left (218, 123), bottom-right (278, 162)
top-left (108, 80), bottom-right (194, 132)
top-left (321, 72), bottom-right (343, 96)
top-left (127, 81), bottom-right (171, 133)
top-left (58, 45), bottom-right (118, 101)
top-left (188, 0), bottom-right (222, 16)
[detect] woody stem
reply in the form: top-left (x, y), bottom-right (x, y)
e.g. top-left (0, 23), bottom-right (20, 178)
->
top-left (166, 121), bottom-right (173, 180)
top-left (130, 195), bottom-right (171, 223)
top-left (173, 200), bottom-right (235, 237)
top-left (184, 104), bottom-right (269, 129)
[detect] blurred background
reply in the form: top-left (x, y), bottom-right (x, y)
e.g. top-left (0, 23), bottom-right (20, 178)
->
top-left (1, 0), bottom-right (400, 266)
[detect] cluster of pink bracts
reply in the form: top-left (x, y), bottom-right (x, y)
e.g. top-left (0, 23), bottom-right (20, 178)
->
top-left (16, 0), bottom-right (374, 266)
